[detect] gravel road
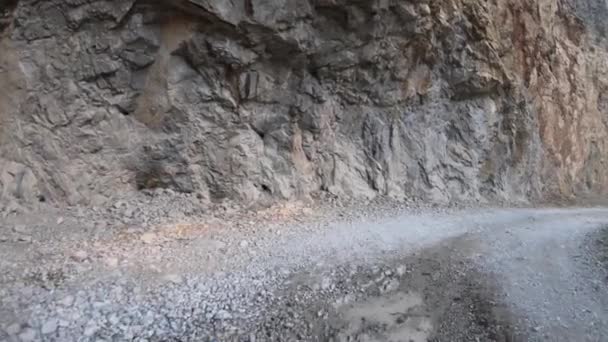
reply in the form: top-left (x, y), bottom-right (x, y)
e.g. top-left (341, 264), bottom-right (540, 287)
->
top-left (1, 203), bottom-right (608, 341)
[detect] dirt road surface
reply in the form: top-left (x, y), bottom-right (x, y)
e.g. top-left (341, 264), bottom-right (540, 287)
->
top-left (1, 205), bottom-right (608, 341)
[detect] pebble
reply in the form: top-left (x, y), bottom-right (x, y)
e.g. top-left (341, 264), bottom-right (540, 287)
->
top-left (163, 274), bottom-right (183, 284)
top-left (76, 207), bottom-right (85, 218)
top-left (104, 257), bottom-right (119, 268)
top-left (124, 207), bottom-right (134, 218)
top-left (12, 225), bottom-right (29, 234)
top-left (5, 323), bottom-right (21, 335)
top-left (41, 318), bottom-right (58, 334)
top-left (320, 277), bottom-right (333, 290)
top-left (108, 315), bottom-right (120, 325)
top-left (141, 233), bottom-right (157, 244)
top-left (419, 3), bottom-right (432, 16)
top-left (215, 310), bottom-right (233, 320)
top-left (83, 324), bottom-right (99, 337)
top-left (382, 279), bottom-right (400, 293)
top-left (71, 250), bottom-right (89, 262)
top-left (18, 328), bottom-right (37, 342)
top-left (240, 240), bottom-right (249, 248)
top-left (59, 295), bottom-right (75, 307)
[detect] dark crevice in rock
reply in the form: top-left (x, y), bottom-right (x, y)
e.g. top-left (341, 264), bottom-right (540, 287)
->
top-left (0, 0), bottom-right (18, 33)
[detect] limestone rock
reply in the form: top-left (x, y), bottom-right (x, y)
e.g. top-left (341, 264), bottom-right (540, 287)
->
top-left (0, 0), bottom-right (606, 206)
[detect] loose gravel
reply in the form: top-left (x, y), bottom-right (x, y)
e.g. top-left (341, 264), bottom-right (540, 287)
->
top-left (1, 197), bottom-right (608, 341)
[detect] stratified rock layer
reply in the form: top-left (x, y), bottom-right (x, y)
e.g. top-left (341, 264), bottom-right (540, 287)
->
top-left (1, 0), bottom-right (607, 207)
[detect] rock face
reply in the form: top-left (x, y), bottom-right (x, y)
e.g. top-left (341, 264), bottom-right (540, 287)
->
top-left (0, 0), bottom-right (607, 207)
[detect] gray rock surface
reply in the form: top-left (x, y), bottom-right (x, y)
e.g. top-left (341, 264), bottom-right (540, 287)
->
top-left (1, 0), bottom-right (607, 209)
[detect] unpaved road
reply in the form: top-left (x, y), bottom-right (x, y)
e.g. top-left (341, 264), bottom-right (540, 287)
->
top-left (2, 206), bottom-right (608, 341)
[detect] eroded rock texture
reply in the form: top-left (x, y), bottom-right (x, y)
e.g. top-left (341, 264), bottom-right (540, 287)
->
top-left (0, 0), bottom-right (607, 207)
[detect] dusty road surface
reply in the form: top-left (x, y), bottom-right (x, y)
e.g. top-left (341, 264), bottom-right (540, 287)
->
top-left (2, 204), bottom-right (608, 341)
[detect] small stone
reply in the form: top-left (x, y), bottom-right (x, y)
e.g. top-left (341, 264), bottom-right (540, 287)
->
top-left (19, 287), bottom-right (33, 297)
top-left (163, 274), bottom-right (183, 284)
top-left (5, 322), bottom-right (21, 335)
top-left (76, 207), bottom-right (85, 218)
top-left (91, 194), bottom-right (107, 207)
top-left (320, 277), bottom-right (333, 290)
top-left (0, 235), bottom-right (8, 242)
top-left (12, 225), bottom-right (29, 234)
top-left (418, 4), bottom-right (431, 16)
top-left (124, 207), bottom-right (134, 218)
top-left (83, 324), bottom-right (98, 337)
top-left (140, 233), bottom-right (156, 244)
top-left (41, 319), bottom-right (58, 334)
top-left (382, 279), bottom-right (400, 293)
top-left (215, 310), bottom-right (232, 320)
top-left (70, 311), bottom-right (81, 321)
top-left (59, 295), bottom-right (75, 307)
top-left (396, 265), bottom-right (407, 276)
top-left (18, 328), bottom-right (37, 342)
top-left (104, 257), bottom-right (119, 268)
top-left (107, 315), bottom-right (119, 325)
top-left (56, 217), bottom-right (64, 224)
top-left (71, 250), bottom-right (88, 262)
top-left (239, 240), bottom-right (249, 248)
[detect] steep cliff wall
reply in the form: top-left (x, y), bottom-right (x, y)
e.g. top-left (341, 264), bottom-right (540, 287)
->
top-left (0, 0), bottom-right (607, 208)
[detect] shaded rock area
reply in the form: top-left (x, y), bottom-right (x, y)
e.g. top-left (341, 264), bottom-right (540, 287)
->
top-left (0, 0), bottom-right (607, 209)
